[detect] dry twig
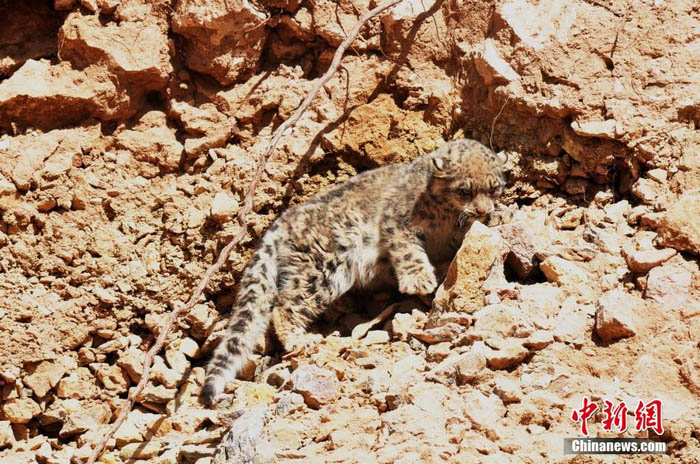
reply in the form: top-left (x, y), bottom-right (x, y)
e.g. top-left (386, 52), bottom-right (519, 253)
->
top-left (85, 1), bottom-right (402, 462)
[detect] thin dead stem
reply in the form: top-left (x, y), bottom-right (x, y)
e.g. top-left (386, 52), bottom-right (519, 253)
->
top-left (85, 1), bottom-right (402, 462)
top-left (489, 99), bottom-right (508, 153)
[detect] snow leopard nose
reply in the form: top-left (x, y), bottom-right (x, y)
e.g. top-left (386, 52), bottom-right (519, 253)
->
top-left (474, 196), bottom-right (494, 216)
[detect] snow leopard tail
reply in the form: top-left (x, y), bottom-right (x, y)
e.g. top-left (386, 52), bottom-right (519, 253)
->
top-left (202, 225), bottom-right (281, 404)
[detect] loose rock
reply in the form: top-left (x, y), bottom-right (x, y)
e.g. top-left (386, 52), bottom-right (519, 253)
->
top-left (645, 264), bottom-right (692, 310)
top-left (288, 365), bottom-right (339, 409)
top-left (594, 290), bottom-right (637, 341)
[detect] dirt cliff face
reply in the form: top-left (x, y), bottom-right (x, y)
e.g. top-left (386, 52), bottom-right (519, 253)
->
top-left (0, 0), bottom-right (698, 462)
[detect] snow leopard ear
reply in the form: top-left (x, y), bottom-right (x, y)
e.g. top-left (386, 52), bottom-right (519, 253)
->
top-left (431, 156), bottom-right (451, 178)
top-left (495, 150), bottom-right (509, 166)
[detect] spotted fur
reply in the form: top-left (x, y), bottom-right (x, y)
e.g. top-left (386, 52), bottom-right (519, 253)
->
top-left (203, 139), bottom-right (507, 403)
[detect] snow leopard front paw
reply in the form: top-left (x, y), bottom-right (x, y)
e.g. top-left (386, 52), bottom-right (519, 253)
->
top-left (398, 268), bottom-right (438, 296)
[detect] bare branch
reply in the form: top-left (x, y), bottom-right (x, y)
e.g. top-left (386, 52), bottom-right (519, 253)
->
top-left (85, 1), bottom-right (402, 462)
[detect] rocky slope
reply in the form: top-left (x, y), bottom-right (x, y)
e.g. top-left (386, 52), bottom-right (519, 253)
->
top-left (0, 0), bottom-right (698, 463)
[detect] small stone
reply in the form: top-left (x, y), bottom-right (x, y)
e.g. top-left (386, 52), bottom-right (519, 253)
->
top-left (632, 178), bottom-right (662, 204)
top-left (493, 377), bottom-right (522, 404)
top-left (640, 211), bottom-right (664, 228)
top-left (91, 363), bottom-right (130, 392)
top-left (595, 290), bottom-right (637, 341)
top-left (656, 190), bottom-right (700, 255)
top-left (559, 208), bottom-right (582, 229)
top-left (363, 330), bottom-right (390, 345)
top-left (266, 419), bottom-right (303, 450)
top-left (628, 205), bottom-right (648, 225)
top-left (186, 304), bottom-right (215, 340)
top-left (24, 360), bottom-right (68, 397)
top-left (165, 349), bottom-right (190, 379)
top-left (645, 264), bottom-right (691, 310)
top-left (178, 337), bottom-right (200, 358)
top-left (522, 330), bottom-right (554, 350)
top-left (624, 248), bottom-right (676, 273)
top-left (55, 367), bottom-right (97, 399)
top-left (553, 297), bottom-right (592, 346)
top-left (454, 348), bottom-right (488, 385)
top-left (210, 192), bottom-right (238, 224)
top-left (603, 200), bottom-right (630, 224)
top-left (462, 390), bottom-right (506, 441)
top-left (1, 398), bottom-right (41, 424)
top-left (472, 304), bottom-right (532, 338)
top-left (134, 384), bottom-right (178, 403)
top-left (274, 392), bottom-right (305, 416)
top-left (60, 402), bottom-right (111, 438)
top-left (119, 441), bottom-right (165, 460)
top-left (263, 364), bottom-right (291, 388)
top-left (426, 342), bottom-right (452, 363)
top-left (484, 339), bottom-right (529, 370)
top-left (114, 413), bottom-right (144, 446)
top-left (389, 312), bottom-right (422, 341)
top-left (289, 365), bottom-right (338, 409)
top-left (117, 349), bottom-right (144, 383)
top-left (430, 312), bottom-right (472, 327)
top-left (540, 256), bottom-right (587, 286)
top-left (358, 367), bottom-right (391, 394)
top-left (0, 421), bottom-right (15, 448)
top-left (409, 322), bottom-right (463, 344)
top-left (646, 168), bottom-right (667, 183)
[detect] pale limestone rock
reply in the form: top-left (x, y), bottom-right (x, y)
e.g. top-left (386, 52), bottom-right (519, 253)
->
top-left (540, 256), bottom-right (587, 286)
top-left (172, 0), bottom-right (268, 85)
top-left (462, 390), bottom-right (506, 441)
top-left (431, 222), bottom-right (509, 317)
top-left (594, 290), bottom-right (637, 341)
top-left (472, 304), bottom-right (533, 338)
top-left (90, 363), bottom-right (130, 393)
top-left (523, 329), bottom-right (554, 350)
top-left (426, 342), bottom-right (452, 363)
top-left (60, 402), bottom-right (111, 438)
top-left (55, 367), bottom-right (97, 399)
top-left (389, 311), bottom-right (424, 341)
top-left (289, 365), bottom-right (338, 409)
top-left (119, 441), bottom-right (165, 460)
top-left (632, 178), bottom-right (663, 204)
top-left (474, 39), bottom-right (520, 85)
top-left (363, 330), bottom-right (390, 345)
top-left (210, 192), bottom-right (238, 224)
top-left (624, 247), bottom-right (676, 273)
top-left (0, 60), bottom-right (126, 131)
top-left (24, 359), bottom-right (69, 398)
top-left (117, 348), bottom-right (144, 383)
top-left (0, 421), bottom-right (15, 448)
top-left (484, 339), bottom-right (529, 370)
top-left (454, 345), bottom-right (489, 385)
top-left (571, 119), bottom-right (618, 139)
top-left (657, 190), bottom-right (700, 255)
top-left (493, 377), bottom-right (522, 404)
top-left (266, 419), bottom-right (303, 451)
top-left (133, 384), bottom-right (177, 403)
top-left (497, 210), bottom-right (553, 279)
top-left (1, 398), bottom-right (41, 424)
top-left (645, 264), bottom-right (691, 310)
top-left (409, 322), bottom-right (463, 344)
top-left (553, 297), bottom-right (593, 346)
